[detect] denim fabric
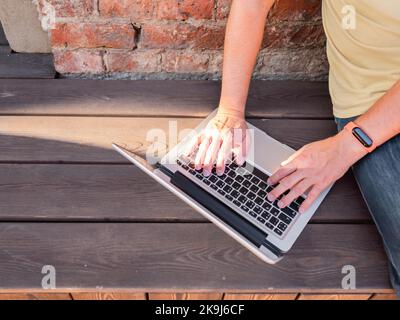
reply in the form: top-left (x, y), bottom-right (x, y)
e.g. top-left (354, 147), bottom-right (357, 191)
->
top-left (336, 117), bottom-right (400, 296)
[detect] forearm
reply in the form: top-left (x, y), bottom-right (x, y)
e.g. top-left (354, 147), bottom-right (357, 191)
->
top-left (336, 80), bottom-right (400, 165)
top-left (219, 0), bottom-right (275, 116)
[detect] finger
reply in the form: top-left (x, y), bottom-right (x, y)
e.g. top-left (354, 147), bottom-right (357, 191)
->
top-left (194, 134), bottom-right (211, 170)
top-left (232, 128), bottom-right (246, 166)
top-left (299, 185), bottom-right (323, 214)
top-left (203, 133), bottom-right (222, 176)
top-left (267, 170), bottom-right (304, 202)
top-left (277, 178), bottom-right (313, 209)
top-left (267, 164), bottom-right (297, 185)
top-left (184, 132), bottom-right (203, 157)
top-left (216, 132), bottom-right (233, 175)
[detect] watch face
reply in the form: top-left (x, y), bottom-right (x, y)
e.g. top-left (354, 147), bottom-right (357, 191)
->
top-left (352, 127), bottom-right (373, 148)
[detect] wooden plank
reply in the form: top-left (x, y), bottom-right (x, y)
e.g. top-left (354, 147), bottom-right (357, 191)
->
top-left (149, 293), bottom-right (223, 300)
top-left (0, 293), bottom-right (71, 300)
top-left (0, 164), bottom-right (369, 223)
top-left (224, 293), bottom-right (297, 300)
top-left (369, 293), bottom-right (398, 300)
top-left (298, 294), bottom-right (372, 300)
top-left (72, 292), bottom-right (145, 300)
top-left (0, 223), bottom-right (390, 291)
top-left (0, 117), bottom-right (337, 163)
top-left (0, 79), bottom-right (332, 118)
top-left (0, 54), bottom-right (55, 79)
top-left (0, 46), bottom-right (11, 54)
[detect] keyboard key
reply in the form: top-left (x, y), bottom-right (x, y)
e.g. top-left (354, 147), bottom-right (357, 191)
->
top-left (238, 195), bottom-right (247, 204)
top-left (247, 192), bottom-right (256, 200)
top-left (254, 206), bottom-right (263, 214)
top-left (243, 180), bottom-right (251, 188)
top-left (269, 217), bottom-right (279, 225)
top-left (196, 174), bottom-right (204, 180)
top-left (274, 229), bottom-right (283, 236)
top-left (236, 167), bottom-right (247, 176)
top-left (250, 184), bottom-right (259, 193)
top-left (261, 211), bottom-right (270, 219)
top-left (289, 201), bottom-right (300, 211)
top-left (232, 182), bottom-right (241, 190)
top-left (251, 176), bottom-right (260, 184)
top-left (239, 187), bottom-right (248, 195)
top-left (189, 169), bottom-right (196, 175)
top-left (241, 205), bottom-right (249, 212)
top-left (266, 186), bottom-right (273, 193)
top-left (265, 222), bottom-right (274, 230)
top-left (182, 164), bottom-right (189, 170)
top-left (216, 180), bottom-right (225, 188)
top-left (225, 177), bottom-right (234, 185)
top-left (231, 190), bottom-right (240, 198)
top-left (223, 185), bottom-right (233, 193)
top-left (296, 196), bottom-right (305, 205)
top-left (218, 189), bottom-right (226, 196)
top-left (209, 175), bottom-right (218, 183)
top-left (225, 194), bottom-right (233, 201)
top-left (249, 211), bottom-right (257, 218)
top-left (282, 206), bottom-right (297, 218)
top-left (255, 197), bottom-right (263, 205)
top-left (203, 179), bottom-right (211, 186)
top-left (210, 184), bottom-right (218, 191)
top-left (259, 181), bottom-right (268, 190)
top-left (278, 222), bottom-right (288, 231)
top-left (257, 190), bottom-right (267, 198)
top-left (270, 207), bottom-right (280, 216)
top-left (233, 200), bottom-right (241, 207)
top-left (235, 175), bottom-right (244, 183)
top-left (245, 201), bottom-right (255, 209)
top-left (257, 216), bottom-right (266, 224)
top-left (227, 170), bottom-right (236, 178)
top-left (262, 202), bottom-right (271, 210)
top-left (278, 213), bottom-right (292, 225)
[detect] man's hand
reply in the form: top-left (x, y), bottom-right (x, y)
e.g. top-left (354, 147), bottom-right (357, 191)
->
top-left (267, 130), bottom-right (367, 213)
top-left (185, 109), bottom-right (250, 176)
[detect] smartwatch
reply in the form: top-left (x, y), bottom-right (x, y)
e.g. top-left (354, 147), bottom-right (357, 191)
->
top-left (344, 121), bottom-right (375, 153)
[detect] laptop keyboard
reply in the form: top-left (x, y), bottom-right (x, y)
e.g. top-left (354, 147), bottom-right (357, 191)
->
top-left (176, 158), bottom-right (305, 238)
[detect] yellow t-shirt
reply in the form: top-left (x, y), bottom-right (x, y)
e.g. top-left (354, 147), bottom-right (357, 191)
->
top-left (322, 0), bottom-right (400, 118)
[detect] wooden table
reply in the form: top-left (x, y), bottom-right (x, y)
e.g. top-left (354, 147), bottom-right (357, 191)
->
top-left (0, 79), bottom-right (396, 300)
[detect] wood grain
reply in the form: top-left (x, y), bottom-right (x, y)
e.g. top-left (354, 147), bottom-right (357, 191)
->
top-left (0, 117), bottom-right (337, 163)
top-left (0, 54), bottom-right (55, 79)
top-left (224, 293), bottom-right (297, 300)
top-left (71, 292), bottom-right (146, 300)
top-left (0, 164), bottom-right (368, 222)
top-left (297, 294), bottom-right (372, 300)
top-left (0, 293), bottom-right (71, 300)
top-left (149, 293), bottom-right (223, 300)
top-left (0, 223), bottom-right (390, 291)
top-left (369, 293), bottom-right (398, 300)
top-left (0, 79), bottom-right (332, 118)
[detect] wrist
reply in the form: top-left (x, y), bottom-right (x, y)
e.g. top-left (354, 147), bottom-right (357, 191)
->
top-left (335, 128), bottom-right (368, 166)
top-left (217, 104), bottom-right (245, 119)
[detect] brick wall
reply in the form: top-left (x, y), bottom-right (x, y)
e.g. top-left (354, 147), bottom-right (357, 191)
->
top-left (35, 0), bottom-right (328, 80)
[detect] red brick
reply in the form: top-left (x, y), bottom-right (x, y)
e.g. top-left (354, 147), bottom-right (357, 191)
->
top-left (157, 0), bottom-right (214, 20)
top-left (51, 23), bottom-right (137, 49)
top-left (44, 0), bottom-right (94, 17)
top-left (99, 0), bottom-right (154, 19)
top-left (141, 23), bottom-right (224, 50)
top-left (162, 51), bottom-right (209, 73)
top-left (269, 0), bottom-right (321, 22)
top-left (53, 49), bottom-right (104, 74)
top-left (104, 50), bottom-right (160, 72)
top-left (216, 0), bottom-right (232, 20)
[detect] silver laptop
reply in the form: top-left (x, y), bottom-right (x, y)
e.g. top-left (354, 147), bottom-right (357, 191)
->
top-left (113, 110), bottom-right (332, 264)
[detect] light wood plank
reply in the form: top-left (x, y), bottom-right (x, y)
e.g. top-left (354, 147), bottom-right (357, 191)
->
top-left (0, 164), bottom-right (368, 223)
top-left (0, 79), bottom-right (332, 118)
top-left (369, 293), bottom-right (398, 300)
top-left (224, 293), bottom-right (297, 300)
top-left (0, 293), bottom-right (71, 300)
top-left (0, 54), bottom-right (55, 79)
top-left (0, 223), bottom-right (390, 291)
top-left (149, 293), bottom-right (223, 300)
top-left (298, 294), bottom-right (372, 300)
top-left (72, 292), bottom-right (145, 300)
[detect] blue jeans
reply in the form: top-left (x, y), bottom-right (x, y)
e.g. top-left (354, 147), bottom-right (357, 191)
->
top-left (336, 117), bottom-right (400, 296)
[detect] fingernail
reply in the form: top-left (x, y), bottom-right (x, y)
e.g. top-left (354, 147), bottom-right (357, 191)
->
top-left (203, 170), bottom-right (210, 177)
top-left (268, 194), bottom-right (275, 202)
top-left (278, 201), bottom-right (284, 208)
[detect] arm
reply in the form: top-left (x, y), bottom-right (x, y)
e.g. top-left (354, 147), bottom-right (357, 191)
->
top-left (187, 0), bottom-right (275, 175)
top-left (268, 80), bottom-right (400, 213)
